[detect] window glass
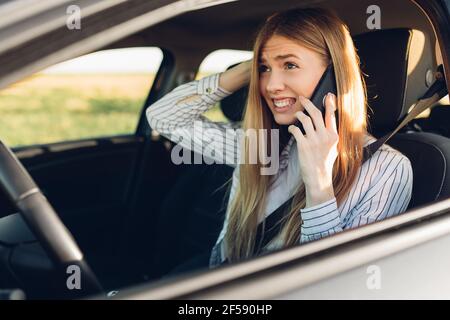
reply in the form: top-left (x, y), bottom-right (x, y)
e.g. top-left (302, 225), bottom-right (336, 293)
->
top-left (0, 47), bottom-right (163, 147)
top-left (196, 49), bottom-right (253, 122)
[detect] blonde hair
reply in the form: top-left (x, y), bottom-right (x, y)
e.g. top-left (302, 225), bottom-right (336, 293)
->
top-left (224, 7), bottom-right (368, 262)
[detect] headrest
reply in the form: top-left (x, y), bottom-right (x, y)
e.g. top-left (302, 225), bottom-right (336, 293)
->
top-left (220, 28), bottom-right (417, 135)
top-left (353, 28), bottom-right (412, 135)
top-left (220, 82), bottom-right (247, 123)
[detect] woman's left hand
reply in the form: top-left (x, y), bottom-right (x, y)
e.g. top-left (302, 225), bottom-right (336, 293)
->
top-left (288, 93), bottom-right (339, 208)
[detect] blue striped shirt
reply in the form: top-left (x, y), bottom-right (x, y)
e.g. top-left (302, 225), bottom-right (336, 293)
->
top-left (146, 73), bottom-right (413, 268)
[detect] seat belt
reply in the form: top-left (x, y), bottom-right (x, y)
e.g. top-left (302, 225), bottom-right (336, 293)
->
top-left (363, 64), bottom-right (448, 163)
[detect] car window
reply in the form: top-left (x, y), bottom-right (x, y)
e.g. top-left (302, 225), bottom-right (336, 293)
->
top-left (0, 47), bottom-right (163, 147)
top-left (196, 49), bottom-right (253, 123)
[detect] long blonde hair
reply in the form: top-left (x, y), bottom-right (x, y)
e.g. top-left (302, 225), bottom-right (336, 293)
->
top-left (224, 7), bottom-right (368, 262)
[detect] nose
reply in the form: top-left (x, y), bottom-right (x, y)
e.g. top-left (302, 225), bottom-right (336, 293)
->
top-left (265, 71), bottom-right (285, 94)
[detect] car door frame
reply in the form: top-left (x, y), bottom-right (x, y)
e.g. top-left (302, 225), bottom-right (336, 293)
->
top-left (107, 0), bottom-right (450, 299)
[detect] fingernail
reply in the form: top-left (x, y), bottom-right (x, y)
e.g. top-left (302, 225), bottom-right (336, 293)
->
top-left (328, 93), bottom-right (336, 109)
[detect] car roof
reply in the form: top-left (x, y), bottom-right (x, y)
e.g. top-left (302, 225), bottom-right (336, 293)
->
top-left (0, 0), bottom-right (448, 91)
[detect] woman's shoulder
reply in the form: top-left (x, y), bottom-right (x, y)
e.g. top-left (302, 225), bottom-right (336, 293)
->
top-left (364, 133), bottom-right (410, 161)
top-left (362, 133), bottom-right (412, 184)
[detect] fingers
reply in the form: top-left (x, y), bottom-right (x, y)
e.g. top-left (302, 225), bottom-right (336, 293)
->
top-left (298, 96), bottom-right (326, 132)
top-left (288, 124), bottom-right (305, 143)
top-left (324, 93), bottom-right (338, 134)
top-left (291, 94), bottom-right (338, 145)
top-left (295, 111), bottom-right (315, 138)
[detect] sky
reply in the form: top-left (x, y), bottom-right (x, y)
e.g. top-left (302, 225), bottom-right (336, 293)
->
top-left (44, 47), bottom-right (253, 74)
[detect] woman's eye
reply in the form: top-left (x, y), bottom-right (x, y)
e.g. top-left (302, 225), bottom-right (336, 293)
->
top-left (258, 63), bottom-right (297, 73)
top-left (285, 62), bottom-right (298, 70)
top-left (258, 65), bottom-right (270, 73)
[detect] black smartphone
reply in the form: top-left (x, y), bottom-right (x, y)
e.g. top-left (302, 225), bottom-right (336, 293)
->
top-left (295, 64), bottom-right (337, 134)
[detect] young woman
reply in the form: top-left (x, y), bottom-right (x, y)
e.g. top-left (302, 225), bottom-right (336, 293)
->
top-left (146, 8), bottom-right (413, 269)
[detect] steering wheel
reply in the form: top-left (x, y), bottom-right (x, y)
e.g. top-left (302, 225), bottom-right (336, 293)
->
top-left (0, 141), bottom-right (103, 298)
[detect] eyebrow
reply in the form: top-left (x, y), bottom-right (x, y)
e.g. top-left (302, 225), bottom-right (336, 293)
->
top-left (258, 54), bottom-right (302, 63)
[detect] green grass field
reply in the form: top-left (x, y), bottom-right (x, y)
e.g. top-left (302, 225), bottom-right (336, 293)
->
top-left (0, 73), bottom-right (227, 147)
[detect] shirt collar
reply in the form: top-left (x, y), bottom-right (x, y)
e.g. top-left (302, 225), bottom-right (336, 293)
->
top-left (279, 135), bottom-right (295, 171)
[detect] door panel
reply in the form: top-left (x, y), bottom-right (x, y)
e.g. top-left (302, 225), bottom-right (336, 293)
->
top-left (0, 133), bottom-right (183, 288)
top-left (1, 135), bottom-right (143, 263)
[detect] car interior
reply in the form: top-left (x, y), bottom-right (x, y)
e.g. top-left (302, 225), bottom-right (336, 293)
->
top-left (0, 0), bottom-right (449, 298)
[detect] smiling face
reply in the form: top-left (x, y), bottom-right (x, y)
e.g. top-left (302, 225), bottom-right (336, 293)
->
top-left (258, 35), bottom-right (328, 125)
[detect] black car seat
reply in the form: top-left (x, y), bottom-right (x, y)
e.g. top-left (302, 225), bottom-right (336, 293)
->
top-left (149, 149), bottom-right (234, 278)
top-left (150, 28), bottom-right (450, 279)
top-left (352, 28), bottom-right (450, 208)
top-left (412, 103), bottom-right (450, 138)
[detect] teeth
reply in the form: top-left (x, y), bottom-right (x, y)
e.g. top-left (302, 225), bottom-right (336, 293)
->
top-left (273, 98), bottom-right (295, 108)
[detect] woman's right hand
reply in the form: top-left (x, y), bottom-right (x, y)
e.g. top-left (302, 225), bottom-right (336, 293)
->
top-left (219, 59), bottom-right (252, 93)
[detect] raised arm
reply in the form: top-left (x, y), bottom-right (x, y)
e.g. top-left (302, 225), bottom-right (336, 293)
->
top-left (146, 61), bottom-right (251, 167)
